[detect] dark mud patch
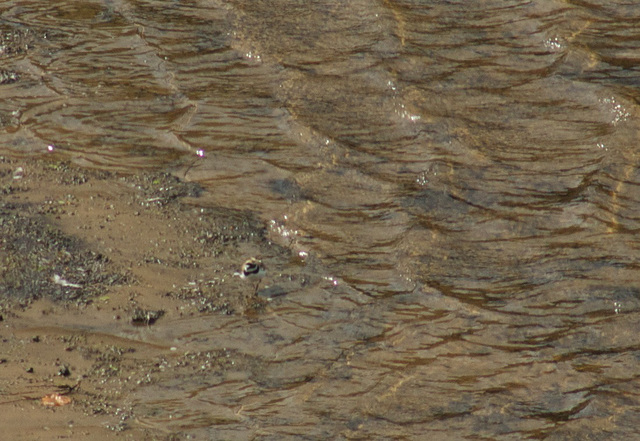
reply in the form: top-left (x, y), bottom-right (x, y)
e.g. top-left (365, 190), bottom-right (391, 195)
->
top-left (0, 201), bottom-right (130, 307)
top-left (0, 23), bottom-right (47, 96)
top-left (0, 69), bottom-right (19, 84)
top-left (0, 25), bottom-right (39, 57)
top-left (130, 171), bottom-right (204, 206)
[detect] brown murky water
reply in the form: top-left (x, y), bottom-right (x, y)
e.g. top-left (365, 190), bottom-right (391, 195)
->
top-left (1, 0), bottom-right (640, 439)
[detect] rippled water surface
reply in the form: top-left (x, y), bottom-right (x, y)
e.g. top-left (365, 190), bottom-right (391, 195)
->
top-left (2, 0), bottom-right (640, 439)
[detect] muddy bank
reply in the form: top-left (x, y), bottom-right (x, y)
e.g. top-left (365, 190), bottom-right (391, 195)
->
top-left (0, 155), bottom-right (283, 440)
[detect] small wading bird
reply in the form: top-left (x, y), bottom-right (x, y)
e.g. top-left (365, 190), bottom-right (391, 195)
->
top-left (237, 257), bottom-right (266, 295)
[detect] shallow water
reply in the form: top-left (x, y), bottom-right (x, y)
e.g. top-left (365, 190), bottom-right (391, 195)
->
top-left (2, 0), bottom-right (640, 439)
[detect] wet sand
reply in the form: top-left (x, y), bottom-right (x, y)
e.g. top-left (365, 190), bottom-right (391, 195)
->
top-left (0, 155), bottom-right (273, 440)
top-left (2, 2), bottom-right (640, 439)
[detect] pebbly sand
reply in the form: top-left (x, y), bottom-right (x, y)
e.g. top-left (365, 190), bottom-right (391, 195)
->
top-left (0, 155), bottom-right (278, 440)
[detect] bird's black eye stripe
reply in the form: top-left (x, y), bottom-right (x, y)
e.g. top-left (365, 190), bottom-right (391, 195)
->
top-left (245, 263), bottom-right (259, 273)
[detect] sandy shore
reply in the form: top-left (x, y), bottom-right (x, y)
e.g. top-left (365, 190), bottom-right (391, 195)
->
top-left (0, 155), bottom-right (277, 439)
